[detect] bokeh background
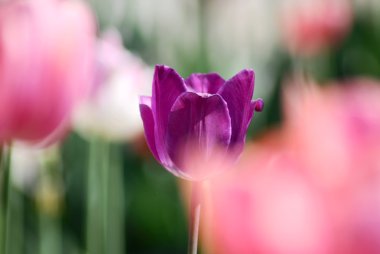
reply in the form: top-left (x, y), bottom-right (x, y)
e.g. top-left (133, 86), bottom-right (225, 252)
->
top-left (1, 0), bottom-right (380, 253)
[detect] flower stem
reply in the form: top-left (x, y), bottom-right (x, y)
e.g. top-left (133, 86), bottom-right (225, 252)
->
top-left (86, 139), bottom-right (125, 254)
top-left (86, 138), bottom-right (105, 254)
top-left (101, 141), bottom-right (110, 252)
top-left (0, 145), bottom-right (12, 254)
top-left (187, 182), bottom-right (202, 254)
top-left (106, 144), bottom-right (125, 254)
top-left (39, 212), bottom-right (61, 254)
top-left (38, 148), bottom-right (63, 254)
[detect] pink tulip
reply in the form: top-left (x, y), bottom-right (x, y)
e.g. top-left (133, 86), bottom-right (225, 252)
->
top-left (201, 78), bottom-right (380, 254)
top-left (0, 0), bottom-right (95, 144)
top-left (282, 0), bottom-right (352, 56)
top-left (202, 136), bottom-right (333, 254)
top-left (283, 78), bottom-right (380, 254)
top-left (283, 78), bottom-right (380, 193)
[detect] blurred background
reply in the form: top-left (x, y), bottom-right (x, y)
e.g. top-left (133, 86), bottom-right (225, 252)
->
top-left (1, 0), bottom-right (380, 253)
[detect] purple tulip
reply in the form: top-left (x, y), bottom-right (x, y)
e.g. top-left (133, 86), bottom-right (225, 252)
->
top-left (140, 65), bottom-right (263, 180)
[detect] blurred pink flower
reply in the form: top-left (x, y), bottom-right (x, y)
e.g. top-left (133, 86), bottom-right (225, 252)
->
top-left (202, 135), bottom-right (332, 254)
top-left (201, 78), bottom-right (380, 254)
top-left (284, 78), bottom-right (380, 192)
top-left (0, 0), bottom-right (95, 144)
top-left (283, 78), bottom-right (380, 254)
top-left (282, 0), bottom-right (352, 56)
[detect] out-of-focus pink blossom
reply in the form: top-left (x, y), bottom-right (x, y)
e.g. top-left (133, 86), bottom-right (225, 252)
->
top-left (200, 78), bottom-right (380, 254)
top-left (0, 0), bottom-right (95, 144)
top-left (283, 78), bottom-right (380, 254)
top-left (282, 0), bottom-right (352, 56)
top-left (202, 135), bottom-right (332, 254)
top-left (284, 78), bottom-right (380, 192)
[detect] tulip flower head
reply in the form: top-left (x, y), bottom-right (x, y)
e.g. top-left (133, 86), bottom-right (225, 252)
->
top-left (282, 0), bottom-right (352, 56)
top-left (140, 65), bottom-right (263, 180)
top-left (0, 0), bottom-right (95, 144)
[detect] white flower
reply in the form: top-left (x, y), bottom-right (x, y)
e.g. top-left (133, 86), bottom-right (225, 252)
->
top-left (73, 28), bottom-right (152, 142)
top-left (10, 144), bottom-right (59, 193)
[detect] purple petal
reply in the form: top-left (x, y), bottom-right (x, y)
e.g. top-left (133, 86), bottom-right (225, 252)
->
top-left (166, 92), bottom-right (231, 175)
top-left (218, 69), bottom-right (255, 154)
top-left (185, 73), bottom-right (225, 94)
top-left (139, 96), bottom-right (160, 162)
top-left (151, 65), bottom-right (186, 166)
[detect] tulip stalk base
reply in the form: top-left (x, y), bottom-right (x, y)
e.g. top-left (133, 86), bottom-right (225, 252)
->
top-left (187, 182), bottom-right (202, 254)
top-left (86, 139), bottom-right (125, 254)
top-left (0, 145), bottom-right (12, 254)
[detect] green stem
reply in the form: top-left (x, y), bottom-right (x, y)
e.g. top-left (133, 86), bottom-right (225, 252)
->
top-left (102, 141), bottom-right (110, 253)
top-left (86, 138), bottom-right (103, 254)
top-left (8, 187), bottom-right (23, 254)
top-left (39, 212), bottom-right (61, 254)
top-left (187, 182), bottom-right (202, 254)
top-left (0, 145), bottom-right (12, 254)
top-left (38, 150), bottom-right (63, 254)
top-left (86, 140), bottom-right (125, 254)
top-left (107, 144), bottom-right (125, 254)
